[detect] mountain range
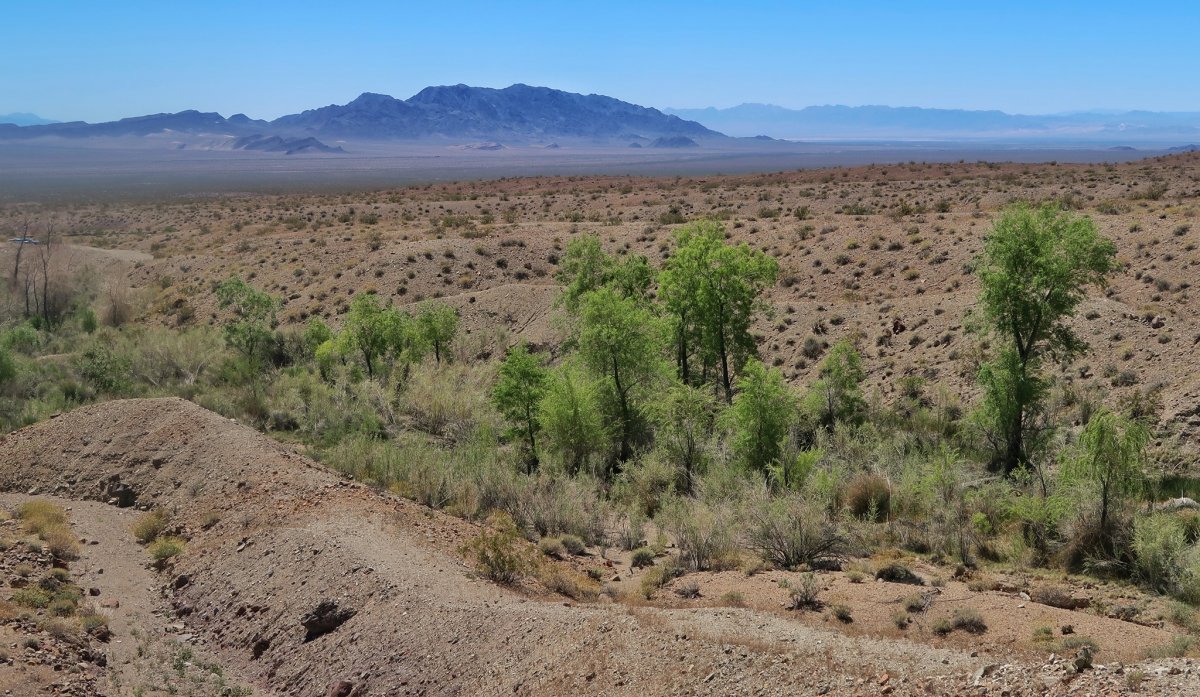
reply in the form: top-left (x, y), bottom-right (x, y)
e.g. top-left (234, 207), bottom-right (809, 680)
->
top-left (0, 85), bottom-right (719, 151)
top-left (665, 103), bottom-right (1200, 142)
top-left (0, 112), bottom-right (59, 127)
top-left (6, 86), bottom-right (1200, 151)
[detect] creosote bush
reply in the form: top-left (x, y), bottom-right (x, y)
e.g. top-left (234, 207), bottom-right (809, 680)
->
top-left (748, 494), bottom-right (842, 570)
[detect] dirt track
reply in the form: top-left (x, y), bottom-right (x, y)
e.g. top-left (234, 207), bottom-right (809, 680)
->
top-left (2, 398), bottom-right (1199, 695)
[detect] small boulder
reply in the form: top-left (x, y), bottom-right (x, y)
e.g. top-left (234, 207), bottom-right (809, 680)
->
top-left (302, 599), bottom-right (356, 641)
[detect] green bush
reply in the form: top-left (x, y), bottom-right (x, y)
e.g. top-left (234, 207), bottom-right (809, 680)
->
top-left (131, 509), bottom-right (170, 544)
top-left (12, 587), bottom-right (50, 608)
top-left (1132, 514), bottom-right (1188, 593)
top-left (75, 341), bottom-right (132, 394)
top-left (148, 537), bottom-right (186, 567)
top-left (631, 547), bottom-right (656, 568)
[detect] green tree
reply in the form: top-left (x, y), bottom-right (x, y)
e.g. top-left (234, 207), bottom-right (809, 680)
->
top-left (417, 301), bottom-right (459, 364)
top-left (804, 339), bottom-right (866, 431)
top-left (342, 293), bottom-right (408, 379)
top-left (727, 359), bottom-right (795, 473)
top-left (651, 384), bottom-right (717, 493)
top-left (557, 234), bottom-right (655, 312)
top-left (575, 287), bottom-right (665, 466)
top-left (493, 343), bottom-right (548, 471)
top-left (215, 277), bottom-right (278, 365)
top-left (539, 361), bottom-right (609, 476)
top-left (659, 221), bottom-right (778, 401)
top-left (974, 203), bottom-right (1118, 473)
top-left (303, 317), bottom-right (333, 353)
top-left (1061, 408), bottom-right (1149, 533)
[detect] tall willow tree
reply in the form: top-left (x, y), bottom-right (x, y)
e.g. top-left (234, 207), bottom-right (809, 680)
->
top-left (974, 204), bottom-right (1117, 474)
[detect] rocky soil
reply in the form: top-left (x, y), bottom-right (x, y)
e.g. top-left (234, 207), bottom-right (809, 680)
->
top-left (0, 397), bottom-right (1197, 695)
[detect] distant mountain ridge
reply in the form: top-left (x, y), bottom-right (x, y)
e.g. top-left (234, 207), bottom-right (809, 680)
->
top-left (0, 112), bottom-right (59, 126)
top-left (0, 85), bottom-right (721, 147)
top-left (664, 103), bottom-right (1200, 142)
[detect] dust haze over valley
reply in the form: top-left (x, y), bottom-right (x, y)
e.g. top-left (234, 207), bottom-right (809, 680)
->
top-left (7, 3), bottom-right (1200, 696)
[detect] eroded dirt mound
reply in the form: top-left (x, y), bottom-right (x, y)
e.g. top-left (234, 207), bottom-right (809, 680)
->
top-left (3, 399), bottom-right (1199, 696)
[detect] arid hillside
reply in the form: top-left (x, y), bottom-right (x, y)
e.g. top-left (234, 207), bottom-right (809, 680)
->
top-left (2, 398), bottom-right (1199, 696)
top-left (6, 153), bottom-right (1200, 442)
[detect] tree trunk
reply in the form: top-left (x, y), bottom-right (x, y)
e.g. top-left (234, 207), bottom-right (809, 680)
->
top-left (612, 356), bottom-right (631, 464)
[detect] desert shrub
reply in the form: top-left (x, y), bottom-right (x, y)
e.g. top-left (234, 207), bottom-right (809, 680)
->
top-left (460, 513), bottom-right (534, 584)
top-left (127, 326), bottom-right (227, 389)
top-left (639, 560), bottom-right (682, 599)
top-left (402, 361), bottom-right (498, 441)
top-left (934, 608), bottom-right (987, 635)
top-left (631, 547), bottom-right (656, 568)
top-left (12, 587), bottom-right (51, 608)
top-left (131, 509), bottom-right (170, 544)
top-left (1131, 514), bottom-right (1188, 593)
top-left (1144, 636), bottom-right (1192, 659)
top-left (831, 604), bottom-right (853, 623)
top-left (48, 597), bottom-right (77, 617)
top-left (747, 494), bottom-right (842, 570)
top-left (846, 570), bottom-right (865, 583)
top-left (147, 537), bottom-right (186, 568)
top-left (514, 474), bottom-right (606, 544)
top-left (16, 499), bottom-right (67, 535)
top-left (781, 572), bottom-right (822, 610)
top-left (537, 537), bottom-right (567, 559)
top-left (1031, 585), bottom-right (1077, 609)
top-left (659, 498), bottom-right (739, 571)
top-left (559, 534), bottom-right (585, 556)
top-left (39, 524), bottom-right (79, 560)
top-left (846, 473), bottom-right (891, 520)
top-left (613, 453), bottom-right (679, 518)
top-left (875, 563), bottom-right (923, 585)
top-left (675, 580), bottom-right (701, 599)
top-left (903, 593), bottom-right (929, 613)
top-left (537, 565), bottom-right (599, 600)
top-left (892, 610), bottom-right (911, 629)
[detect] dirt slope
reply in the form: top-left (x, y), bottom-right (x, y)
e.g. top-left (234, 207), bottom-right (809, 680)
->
top-left (2, 398), bottom-right (1199, 696)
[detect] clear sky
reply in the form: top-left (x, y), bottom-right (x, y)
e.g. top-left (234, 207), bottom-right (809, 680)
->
top-left (6, 0), bottom-right (1199, 122)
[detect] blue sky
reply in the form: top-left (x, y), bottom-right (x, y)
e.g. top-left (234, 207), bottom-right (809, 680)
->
top-left (6, 1), bottom-right (1199, 122)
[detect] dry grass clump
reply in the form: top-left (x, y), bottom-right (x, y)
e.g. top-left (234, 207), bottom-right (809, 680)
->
top-left (631, 547), bottom-right (656, 568)
top-left (39, 524), bottom-right (80, 560)
top-left (638, 560), bottom-right (683, 599)
top-left (16, 500), bottom-right (67, 535)
top-left (559, 534), bottom-right (586, 556)
top-left (147, 537), bottom-right (187, 568)
top-left (459, 513), bottom-right (535, 584)
top-left (933, 608), bottom-right (987, 635)
top-left (131, 509), bottom-right (170, 544)
top-left (781, 572), bottom-right (823, 611)
top-left (14, 500), bottom-right (78, 560)
top-left (537, 565), bottom-right (600, 600)
top-left (875, 563), bottom-right (923, 585)
top-left (846, 474), bottom-right (891, 520)
top-left (537, 537), bottom-right (567, 559)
